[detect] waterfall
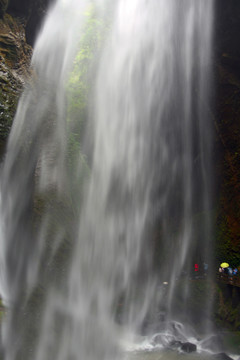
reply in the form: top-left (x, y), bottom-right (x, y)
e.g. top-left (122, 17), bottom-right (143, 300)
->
top-left (0, 0), bottom-right (214, 359)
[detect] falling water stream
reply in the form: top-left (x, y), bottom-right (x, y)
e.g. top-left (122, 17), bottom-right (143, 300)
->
top-left (0, 0), bottom-right (219, 360)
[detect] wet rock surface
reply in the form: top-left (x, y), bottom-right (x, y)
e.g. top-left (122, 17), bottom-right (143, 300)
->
top-left (7, 0), bottom-right (53, 45)
top-left (180, 342), bottom-right (197, 353)
top-left (0, 12), bottom-right (31, 147)
top-left (0, 0), bottom-right (54, 154)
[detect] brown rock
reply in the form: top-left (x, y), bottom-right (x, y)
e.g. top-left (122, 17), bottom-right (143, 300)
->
top-left (0, 13), bottom-right (32, 145)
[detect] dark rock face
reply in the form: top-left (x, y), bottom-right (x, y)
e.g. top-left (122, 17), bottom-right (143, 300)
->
top-left (0, 0), bottom-right (53, 150)
top-left (7, 0), bottom-right (30, 17)
top-left (0, 0), bottom-right (8, 17)
top-left (180, 342), bottom-right (197, 353)
top-left (7, 0), bottom-right (54, 46)
top-left (0, 13), bottom-right (32, 148)
top-left (215, 0), bottom-right (240, 58)
top-left (214, 0), bottom-right (240, 267)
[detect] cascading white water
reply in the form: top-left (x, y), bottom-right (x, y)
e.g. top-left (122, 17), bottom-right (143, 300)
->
top-left (0, 0), bottom-right (214, 359)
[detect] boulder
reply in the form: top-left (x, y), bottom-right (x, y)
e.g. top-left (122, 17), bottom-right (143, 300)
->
top-left (180, 342), bottom-right (197, 353)
top-left (151, 333), bottom-right (176, 348)
top-left (169, 340), bottom-right (182, 349)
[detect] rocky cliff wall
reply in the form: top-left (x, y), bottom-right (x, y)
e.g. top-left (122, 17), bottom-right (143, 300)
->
top-left (0, 0), bottom-right (52, 155)
top-left (7, 0), bottom-right (53, 45)
top-left (0, 12), bottom-right (31, 153)
top-left (215, 0), bottom-right (240, 266)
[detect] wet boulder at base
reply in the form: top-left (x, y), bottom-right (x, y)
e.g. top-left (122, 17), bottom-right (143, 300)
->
top-left (180, 342), bottom-right (197, 353)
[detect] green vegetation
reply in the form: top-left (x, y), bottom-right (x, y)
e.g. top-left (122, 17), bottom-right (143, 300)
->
top-left (66, 3), bottom-right (109, 161)
top-left (65, 3), bottom-right (110, 208)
